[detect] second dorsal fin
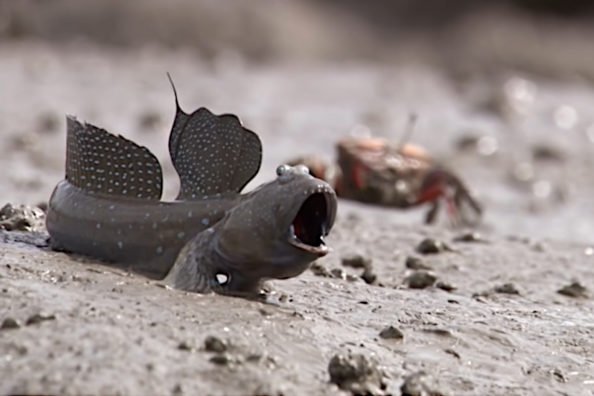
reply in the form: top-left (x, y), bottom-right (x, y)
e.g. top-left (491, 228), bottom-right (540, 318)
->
top-left (166, 75), bottom-right (262, 199)
top-left (65, 116), bottom-right (163, 200)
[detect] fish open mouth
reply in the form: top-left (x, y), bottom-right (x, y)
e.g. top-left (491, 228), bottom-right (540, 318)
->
top-left (288, 191), bottom-right (335, 255)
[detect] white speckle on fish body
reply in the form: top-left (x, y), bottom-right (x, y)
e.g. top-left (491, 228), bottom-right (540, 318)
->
top-left (177, 231), bottom-right (185, 239)
top-left (201, 217), bottom-right (209, 226)
top-left (156, 246), bottom-right (163, 254)
top-left (117, 241), bottom-right (124, 249)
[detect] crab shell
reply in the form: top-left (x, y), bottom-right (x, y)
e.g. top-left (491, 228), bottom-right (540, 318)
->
top-left (334, 137), bottom-right (435, 208)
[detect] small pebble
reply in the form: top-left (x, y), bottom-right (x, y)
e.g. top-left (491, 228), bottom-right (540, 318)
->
top-left (435, 280), bottom-right (456, 292)
top-left (330, 268), bottom-right (347, 280)
top-left (345, 274), bottom-right (360, 282)
top-left (494, 283), bottom-right (521, 295)
top-left (379, 326), bottom-right (404, 340)
top-left (444, 348), bottom-right (460, 359)
top-left (532, 144), bottom-right (565, 162)
top-left (453, 232), bottom-right (485, 243)
top-left (416, 238), bottom-right (448, 254)
top-left (0, 203), bottom-right (45, 232)
top-left (245, 353), bottom-right (262, 363)
top-left (25, 313), bottom-right (56, 326)
top-left (454, 135), bottom-right (480, 152)
top-left (401, 371), bottom-right (440, 396)
top-left (209, 353), bottom-right (231, 366)
top-left (405, 256), bottom-right (433, 270)
top-left (361, 267), bottom-right (377, 285)
top-left (310, 263), bottom-right (332, 277)
top-left (405, 270), bottom-right (437, 289)
top-left (204, 336), bottom-right (227, 353)
top-left (178, 341), bottom-right (193, 351)
top-left (138, 110), bottom-right (162, 130)
top-left (1, 317), bottom-right (21, 330)
top-left (37, 112), bottom-right (60, 134)
top-left (550, 368), bottom-right (566, 383)
top-left (341, 254), bottom-right (371, 269)
top-left (557, 282), bottom-right (588, 298)
top-left (422, 327), bottom-right (453, 337)
top-left (328, 352), bottom-right (385, 395)
top-left (172, 384), bottom-right (183, 395)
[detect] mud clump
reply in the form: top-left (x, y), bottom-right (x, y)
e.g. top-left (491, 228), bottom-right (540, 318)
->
top-left (405, 256), bottom-right (433, 270)
top-left (138, 110), bottom-right (162, 131)
top-left (37, 111), bottom-right (60, 134)
top-left (1, 317), bottom-right (21, 330)
top-left (204, 335), bottom-right (228, 353)
top-left (475, 282), bottom-right (521, 298)
top-left (400, 371), bottom-right (444, 396)
top-left (209, 353), bottom-right (232, 366)
top-left (405, 270), bottom-right (437, 289)
top-left (379, 325), bottom-right (404, 340)
top-left (453, 232), bottom-right (486, 243)
top-left (494, 283), bottom-right (521, 295)
top-left (310, 263), bottom-right (361, 282)
top-left (0, 203), bottom-right (45, 232)
top-left (532, 144), bottom-right (565, 162)
top-left (342, 253), bottom-right (371, 269)
top-left (416, 238), bottom-right (451, 254)
top-left (341, 253), bottom-right (377, 285)
top-left (435, 280), bottom-right (456, 292)
top-left (557, 282), bottom-right (588, 298)
top-left (310, 262), bottom-right (332, 277)
top-left (328, 352), bottom-right (386, 395)
top-left (25, 313), bottom-right (56, 326)
top-left (361, 267), bottom-right (377, 285)
top-left (177, 341), bottom-right (193, 351)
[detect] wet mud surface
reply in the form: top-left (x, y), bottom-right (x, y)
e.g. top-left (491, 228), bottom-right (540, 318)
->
top-left (1, 216), bottom-right (593, 395)
top-left (1, 43), bottom-right (594, 395)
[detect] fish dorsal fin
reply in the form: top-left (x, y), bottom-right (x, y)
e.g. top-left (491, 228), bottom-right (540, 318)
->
top-left (65, 116), bottom-right (163, 200)
top-left (166, 75), bottom-right (262, 199)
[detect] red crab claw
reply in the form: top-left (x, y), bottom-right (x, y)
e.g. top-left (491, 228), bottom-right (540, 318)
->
top-left (416, 167), bottom-right (483, 225)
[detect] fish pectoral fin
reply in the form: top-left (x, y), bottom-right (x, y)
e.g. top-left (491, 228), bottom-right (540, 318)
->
top-left (166, 75), bottom-right (262, 199)
top-left (65, 116), bottom-right (163, 200)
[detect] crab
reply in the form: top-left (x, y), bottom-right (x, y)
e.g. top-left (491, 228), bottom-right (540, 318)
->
top-left (288, 137), bottom-right (482, 225)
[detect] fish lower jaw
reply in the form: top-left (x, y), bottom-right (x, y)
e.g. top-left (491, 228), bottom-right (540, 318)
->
top-left (287, 233), bottom-right (329, 256)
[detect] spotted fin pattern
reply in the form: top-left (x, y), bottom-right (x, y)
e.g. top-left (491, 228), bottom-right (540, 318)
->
top-left (167, 75), bottom-right (262, 199)
top-left (65, 116), bottom-right (163, 200)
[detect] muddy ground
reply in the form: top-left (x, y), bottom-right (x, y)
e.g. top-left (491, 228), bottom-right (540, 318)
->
top-left (1, 16), bottom-right (594, 396)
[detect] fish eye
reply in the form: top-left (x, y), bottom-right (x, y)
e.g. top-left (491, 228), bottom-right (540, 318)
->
top-left (276, 164), bottom-right (291, 177)
top-left (215, 271), bottom-right (230, 286)
top-left (295, 164), bottom-right (310, 175)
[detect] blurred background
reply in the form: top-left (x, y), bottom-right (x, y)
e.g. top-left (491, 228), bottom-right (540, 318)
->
top-left (0, 0), bottom-right (593, 243)
top-left (2, 0), bottom-right (594, 72)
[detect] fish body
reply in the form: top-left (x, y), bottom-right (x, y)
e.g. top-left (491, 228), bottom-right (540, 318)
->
top-left (47, 180), bottom-right (237, 278)
top-left (46, 77), bottom-right (337, 295)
